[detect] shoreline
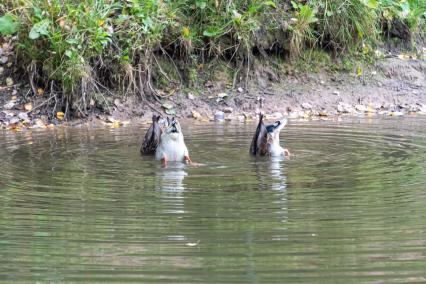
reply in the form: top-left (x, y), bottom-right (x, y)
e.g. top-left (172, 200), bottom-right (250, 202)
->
top-left (1, 56), bottom-right (425, 131)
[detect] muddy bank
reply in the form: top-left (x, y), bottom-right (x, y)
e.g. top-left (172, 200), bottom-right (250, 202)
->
top-left (108, 56), bottom-right (426, 123)
top-left (1, 54), bottom-right (426, 130)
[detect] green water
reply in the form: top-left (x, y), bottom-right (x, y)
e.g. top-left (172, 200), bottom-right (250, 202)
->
top-left (1, 116), bottom-right (425, 283)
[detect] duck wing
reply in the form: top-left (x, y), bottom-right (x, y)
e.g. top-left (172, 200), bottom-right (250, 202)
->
top-left (250, 114), bottom-right (269, 155)
top-left (141, 115), bottom-right (162, 155)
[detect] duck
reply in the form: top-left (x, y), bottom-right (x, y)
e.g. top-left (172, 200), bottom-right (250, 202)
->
top-left (140, 114), bottom-right (163, 155)
top-left (250, 114), bottom-right (290, 157)
top-left (141, 116), bottom-right (191, 166)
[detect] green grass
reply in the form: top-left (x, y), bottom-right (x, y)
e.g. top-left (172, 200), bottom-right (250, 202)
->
top-left (0, 0), bottom-right (424, 117)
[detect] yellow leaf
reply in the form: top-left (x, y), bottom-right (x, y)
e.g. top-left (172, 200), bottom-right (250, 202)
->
top-left (37, 88), bottom-right (44, 95)
top-left (356, 67), bottom-right (362, 77)
top-left (182, 26), bottom-right (190, 38)
top-left (56, 111), bottom-right (65, 120)
top-left (98, 19), bottom-right (105, 27)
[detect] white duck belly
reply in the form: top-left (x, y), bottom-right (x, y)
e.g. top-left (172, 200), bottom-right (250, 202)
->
top-left (155, 133), bottom-right (188, 161)
top-left (269, 140), bottom-right (285, 156)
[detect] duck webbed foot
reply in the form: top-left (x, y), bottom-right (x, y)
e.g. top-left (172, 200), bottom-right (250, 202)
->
top-left (184, 155), bottom-right (192, 164)
top-left (161, 156), bottom-right (168, 167)
top-left (284, 149), bottom-right (291, 157)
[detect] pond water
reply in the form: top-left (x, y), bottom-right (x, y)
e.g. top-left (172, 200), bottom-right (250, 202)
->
top-left (0, 116), bottom-right (425, 283)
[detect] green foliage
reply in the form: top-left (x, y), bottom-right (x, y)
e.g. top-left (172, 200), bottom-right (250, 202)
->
top-left (0, 14), bottom-right (19, 35)
top-left (311, 0), bottom-right (380, 52)
top-left (289, 2), bottom-right (318, 59)
top-left (0, 0), bottom-right (424, 115)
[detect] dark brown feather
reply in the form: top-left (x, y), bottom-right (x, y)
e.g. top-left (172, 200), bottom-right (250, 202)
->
top-left (140, 115), bottom-right (162, 155)
top-left (250, 114), bottom-right (269, 155)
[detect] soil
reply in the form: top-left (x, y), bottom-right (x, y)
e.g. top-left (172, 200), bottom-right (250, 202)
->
top-left (108, 55), bottom-right (426, 123)
top-left (1, 51), bottom-right (425, 129)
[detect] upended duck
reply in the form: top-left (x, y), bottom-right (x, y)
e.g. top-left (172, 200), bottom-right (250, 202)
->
top-left (250, 114), bottom-right (290, 157)
top-left (141, 115), bottom-right (191, 166)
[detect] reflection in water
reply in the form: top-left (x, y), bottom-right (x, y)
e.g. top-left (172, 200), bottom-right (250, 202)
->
top-left (155, 163), bottom-right (188, 192)
top-left (155, 163), bottom-right (188, 215)
top-left (0, 116), bottom-right (426, 283)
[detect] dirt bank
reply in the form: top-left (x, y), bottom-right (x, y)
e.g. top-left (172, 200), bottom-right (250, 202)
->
top-left (107, 55), bottom-right (426, 123)
top-left (1, 52), bottom-right (426, 130)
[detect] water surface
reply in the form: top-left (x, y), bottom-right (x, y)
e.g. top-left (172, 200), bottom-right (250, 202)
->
top-left (1, 116), bottom-right (426, 283)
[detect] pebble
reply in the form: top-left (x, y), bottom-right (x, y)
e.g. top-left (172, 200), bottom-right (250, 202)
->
top-left (191, 110), bottom-right (202, 119)
top-left (6, 77), bottom-right (14, 86)
top-left (9, 117), bottom-right (19, 124)
top-left (114, 98), bottom-right (122, 107)
top-left (237, 87), bottom-right (244, 93)
top-left (355, 105), bottom-right (367, 112)
top-left (3, 101), bottom-right (15, 110)
top-left (214, 111), bottom-right (225, 121)
top-left (0, 67), bottom-right (4, 75)
top-left (301, 102), bottom-right (312, 110)
top-left (187, 93), bottom-right (195, 100)
top-left (332, 91), bottom-right (340, 96)
top-left (0, 56), bottom-right (8, 64)
top-left (223, 107), bottom-right (233, 113)
top-left (24, 102), bottom-right (33, 111)
top-left (18, 112), bottom-right (29, 121)
top-left (337, 102), bottom-right (353, 113)
top-left (389, 111), bottom-right (404, 116)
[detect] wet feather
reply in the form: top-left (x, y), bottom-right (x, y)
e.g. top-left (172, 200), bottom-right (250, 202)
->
top-left (141, 115), bottom-right (162, 155)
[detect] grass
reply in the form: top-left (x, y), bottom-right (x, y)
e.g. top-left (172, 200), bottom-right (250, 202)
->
top-left (0, 0), bottom-right (425, 117)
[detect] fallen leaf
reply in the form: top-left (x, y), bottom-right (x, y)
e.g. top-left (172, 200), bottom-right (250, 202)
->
top-left (111, 120), bottom-right (121, 128)
top-left (56, 111), bottom-right (65, 120)
top-left (37, 88), bottom-right (44, 95)
top-left (185, 240), bottom-right (200, 247)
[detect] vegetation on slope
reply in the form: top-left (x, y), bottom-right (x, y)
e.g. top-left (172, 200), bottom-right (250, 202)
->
top-left (0, 0), bottom-right (425, 117)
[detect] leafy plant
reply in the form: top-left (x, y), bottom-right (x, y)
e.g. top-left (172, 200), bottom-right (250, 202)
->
top-left (0, 14), bottom-right (19, 35)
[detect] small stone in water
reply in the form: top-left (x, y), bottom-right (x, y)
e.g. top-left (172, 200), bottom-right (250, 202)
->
top-left (214, 111), bottom-right (225, 121)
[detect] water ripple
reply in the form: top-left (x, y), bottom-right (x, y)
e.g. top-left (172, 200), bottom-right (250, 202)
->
top-left (0, 116), bottom-right (425, 283)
